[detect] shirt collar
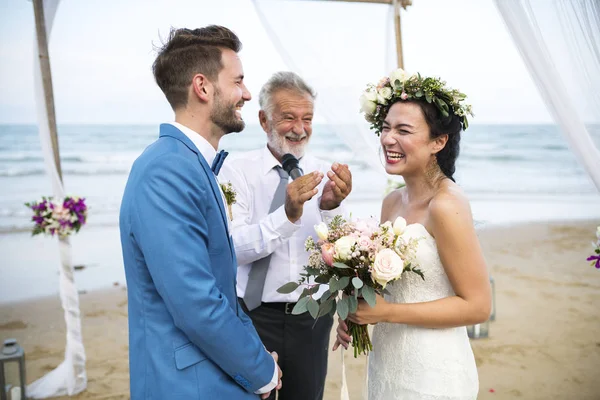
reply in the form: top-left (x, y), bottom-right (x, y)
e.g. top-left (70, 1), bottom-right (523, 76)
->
top-left (261, 146), bottom-right (282, 176)
top-left (169, 122), bottom-right (218, 167)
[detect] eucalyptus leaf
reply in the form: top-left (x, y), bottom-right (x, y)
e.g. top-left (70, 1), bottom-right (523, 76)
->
top-left (415, 90), bottom-right (423, 98)
top-left (328, 276), bottom-right (339, 292)
top-left (306, 267), bottom-right (321, 275)
top-left (361, 285), bottom-right (376, 308)
top-left (425, 93), bottom-right (432, 103)
top-left (277, 282), bottom-right (299, 294)
top-left (348, 295), bottom-right (358, 314)
top-left (307, 298), bottom-right (319, 319)
top-left (318, 298), bottom-right (334, 317)
top-left (292, 296), bottom-right (310, 315)
top-left (352, 277), bottom-right (364, 289)
top-left (329, 301), bottom-right (337, 317)
top-left (338, 276), bottom-right (350, 290)
top-left (337, 296), bottom-right (349, 320)
top-left (333, 262), bottom-right (351, 269)
top-left (315, 274), bottom-right (330, 284)
top-left (321, 289), bottom-right (331, 302)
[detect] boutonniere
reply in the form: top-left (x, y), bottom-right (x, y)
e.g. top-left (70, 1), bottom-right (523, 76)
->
top-left (220, 181), bottom-right (237, 221)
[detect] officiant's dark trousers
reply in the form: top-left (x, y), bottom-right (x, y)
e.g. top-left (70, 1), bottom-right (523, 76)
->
top-left (239, 298), bottom-right (334, 400)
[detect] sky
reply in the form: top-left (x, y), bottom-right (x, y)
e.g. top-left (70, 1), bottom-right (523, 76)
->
top-left (0, 0), bottom-right (568, 125)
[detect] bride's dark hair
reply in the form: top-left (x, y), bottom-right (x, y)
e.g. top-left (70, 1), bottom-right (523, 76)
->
top-left (408, 100), bottom-right (462, 182)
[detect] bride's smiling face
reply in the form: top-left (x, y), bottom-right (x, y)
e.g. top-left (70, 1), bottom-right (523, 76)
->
top-left (380, 101), bottom-right (444, 177)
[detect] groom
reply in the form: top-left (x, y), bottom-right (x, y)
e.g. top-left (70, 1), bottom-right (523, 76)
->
top-left (119, 26), bottom-right (281, 399)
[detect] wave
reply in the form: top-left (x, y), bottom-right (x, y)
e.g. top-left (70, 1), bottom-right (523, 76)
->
top-left (0, 167), bottom-right (130, 177)
top-left (0, 152), bottom-right (137, 164)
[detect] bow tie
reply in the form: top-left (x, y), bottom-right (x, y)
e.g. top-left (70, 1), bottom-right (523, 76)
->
top-left (211, 150), bottom-right (228, 175)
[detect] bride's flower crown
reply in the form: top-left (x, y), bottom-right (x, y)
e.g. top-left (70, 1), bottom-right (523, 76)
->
top-left (359, 68), bottom-right (474, 136)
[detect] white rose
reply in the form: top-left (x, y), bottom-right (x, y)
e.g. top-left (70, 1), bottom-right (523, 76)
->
top-left (379, 86), bottom-right (393, 100)
top-left (372, 249), bottom-right (405, 288)
top-left (364, 87), bottom-right (378, 102)
top-left (334, 236), bottom-right (356, 260)
top-left (314, 222), bottom-right (329, 241)
top-left (392, 216), bottom-right (407, 235)
top-left (376, 93), bottom-right (388, 105)
top-left (359, 94), bottom-right (377, 114)
top-left (389, 68), bottom-right (408, 86)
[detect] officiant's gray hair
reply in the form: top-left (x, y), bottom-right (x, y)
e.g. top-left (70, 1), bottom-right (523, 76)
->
top-left (259, 72), bottom-right (317, 118)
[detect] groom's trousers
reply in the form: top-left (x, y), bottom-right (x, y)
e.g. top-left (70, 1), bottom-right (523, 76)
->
top-left (239, 298), bottom-right (334, 400)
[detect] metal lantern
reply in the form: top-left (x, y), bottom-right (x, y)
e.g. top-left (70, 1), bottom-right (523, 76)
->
top-left (0, 339), bottom-right (26, 400)
top-left (467, 319), bottom-right (490, 339)
top-left (489, 275), bottom-right (496, 321)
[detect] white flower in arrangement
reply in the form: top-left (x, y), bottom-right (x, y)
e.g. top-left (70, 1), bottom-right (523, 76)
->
top-left (378, 86), bottom-right (393, 100)
top-left (389, 68), bottom-right (409, 86)
top-left (359, 94), bottom-right (377, 114)
top-left (376, 93), bottom-right (388, 105)
top-left (314, 222), bottom-right (329, 241)
top-left (392, 216), bottom-right (407, 235)
top-left (364, 86), bottom-right (378, 102)
top-left (372, 248), bottom-right (405, 288)
top-left (334, 236), bottom-right (356, 260)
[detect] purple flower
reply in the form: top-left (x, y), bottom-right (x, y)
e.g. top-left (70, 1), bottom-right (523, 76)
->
top-left (587, 255), bottom-right (600, 269)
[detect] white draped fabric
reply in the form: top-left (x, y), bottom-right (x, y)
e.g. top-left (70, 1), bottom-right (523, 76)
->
top-left (27, 0), bottom-right (87, 397)
top-left (494, 0), bottom-right (600, 191)
top-left (251, 0), bottom-right (392, 177)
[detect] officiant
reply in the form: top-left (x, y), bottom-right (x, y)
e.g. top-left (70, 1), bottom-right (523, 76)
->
top-left (220, 71), bottom-right (352, 400)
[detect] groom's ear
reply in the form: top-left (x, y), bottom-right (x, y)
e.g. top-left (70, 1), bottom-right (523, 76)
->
top-left (191, 74), bottom-right (211, 103)
top-left (431, 134), bottom-right (449, 155)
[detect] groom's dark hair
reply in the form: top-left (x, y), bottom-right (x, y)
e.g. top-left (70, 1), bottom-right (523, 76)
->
top-left (152, 26), bottom-right (242, 110)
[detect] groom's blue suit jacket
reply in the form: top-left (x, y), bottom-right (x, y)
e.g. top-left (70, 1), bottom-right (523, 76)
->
top-left (119, 124), bottom-right (273, 399)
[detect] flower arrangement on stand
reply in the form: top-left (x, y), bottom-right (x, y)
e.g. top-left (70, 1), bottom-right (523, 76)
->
top-left (25, 196), bottom-right (88, 237)
top-left (586, 226), bottom-right (600, 269)
top-left (278, 215), bottom-right (423, 357)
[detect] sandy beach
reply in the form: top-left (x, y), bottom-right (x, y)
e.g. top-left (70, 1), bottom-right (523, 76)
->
top-left (1, 220), bottom-right (599, 399)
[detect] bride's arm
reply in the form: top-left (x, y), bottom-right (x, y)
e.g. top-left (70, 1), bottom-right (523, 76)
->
top-left (349, 190), bottom-right (491, 328)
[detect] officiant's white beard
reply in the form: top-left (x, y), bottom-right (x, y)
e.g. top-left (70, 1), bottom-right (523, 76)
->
top-left (267, 128), bottom-right (309, 160)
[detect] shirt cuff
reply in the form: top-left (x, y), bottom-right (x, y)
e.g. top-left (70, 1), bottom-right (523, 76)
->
top-left (319, 203), bottom-right (344, 224)
top-left (271, 204), bottom-right (301, 238)
top-left (254, 358), bottom-right (278, 394)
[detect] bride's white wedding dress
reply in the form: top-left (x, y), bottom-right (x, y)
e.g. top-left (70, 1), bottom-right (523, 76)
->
top-left (368, 223), bottom-right (479, 400)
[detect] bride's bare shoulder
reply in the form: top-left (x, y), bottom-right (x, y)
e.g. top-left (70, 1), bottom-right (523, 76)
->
top-left (428, 181), bottom-right (472, 224)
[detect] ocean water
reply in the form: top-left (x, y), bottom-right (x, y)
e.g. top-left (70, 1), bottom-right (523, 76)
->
top-left (1, 123), bottom-right (599, 233)
top-left (1, 123), bottom-right (599, 303)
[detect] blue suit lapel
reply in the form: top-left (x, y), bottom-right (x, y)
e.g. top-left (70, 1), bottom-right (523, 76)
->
top-left (158, 124), bottom-right (230, 235)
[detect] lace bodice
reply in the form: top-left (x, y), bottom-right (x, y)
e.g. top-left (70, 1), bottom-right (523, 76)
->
top-left (368, 224), bottom-right (479, 400)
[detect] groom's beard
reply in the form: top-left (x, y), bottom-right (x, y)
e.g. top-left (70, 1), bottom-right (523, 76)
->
top-left (211, 87), bottom-right (245, 134)
top-left (268, 128), bottom-right (309, 160)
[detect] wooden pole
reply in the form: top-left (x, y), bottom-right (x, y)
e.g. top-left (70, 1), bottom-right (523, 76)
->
top-left (33, 0), bottom-right (63, 182)
top-left (393, 0), bottom-right (404, 69)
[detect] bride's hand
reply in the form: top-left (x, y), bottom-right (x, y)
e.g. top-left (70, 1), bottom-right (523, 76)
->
top-left (348, 293), bottom-right (390, 325)
top-left (332, 318), bottom-right (352, 351)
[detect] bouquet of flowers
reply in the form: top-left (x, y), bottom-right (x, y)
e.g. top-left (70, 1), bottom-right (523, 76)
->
top-left (586, 226), bottom-right (600, 269)
top-left (25, 196), bottom-right (88, 238)
top-left (277, 215), bottom-right (423, 357)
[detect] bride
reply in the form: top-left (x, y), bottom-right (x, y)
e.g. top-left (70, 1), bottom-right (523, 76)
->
top-left (333, 70), bottom-right (491, 400)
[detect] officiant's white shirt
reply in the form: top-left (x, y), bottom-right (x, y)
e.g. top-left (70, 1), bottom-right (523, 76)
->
top-left (220, 146), bottom-right (346, 303)
top-left (169, 122), bottom-right (277, 395)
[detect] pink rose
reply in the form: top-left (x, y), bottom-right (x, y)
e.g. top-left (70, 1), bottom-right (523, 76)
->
top-left (357, 235), bottom-right (373, 251)
top-left (372, 249), bottom-right (405, 288)
top-left (321, 243), bottom-right (335, 267)
top-left (400, 92), bottom-right (408, 100)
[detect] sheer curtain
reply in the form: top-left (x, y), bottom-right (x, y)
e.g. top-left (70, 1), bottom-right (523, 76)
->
top-left (494, 0), bottom-right (600, 191)
top-left (251, 0), bottom-right (393, 179)
top-left (27, 0), bottom-right (87, 397)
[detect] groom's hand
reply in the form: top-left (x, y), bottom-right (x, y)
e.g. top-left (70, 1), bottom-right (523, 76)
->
top-left (285, 171), bottom-right (323, 223)
top-left (320, 163), bottom-right (352, 211)
top-left (261, 351), bottom-right (283, 399)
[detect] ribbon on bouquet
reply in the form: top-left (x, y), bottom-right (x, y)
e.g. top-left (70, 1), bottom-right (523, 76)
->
top-left (340, 347), bottom-right (369, 400)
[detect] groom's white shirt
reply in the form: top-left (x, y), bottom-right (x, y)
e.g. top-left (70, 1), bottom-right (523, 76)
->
top-left (169, 122), bottom-right (278, 395)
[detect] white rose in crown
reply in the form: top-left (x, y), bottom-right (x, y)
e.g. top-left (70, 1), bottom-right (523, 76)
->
top-left (314, 222), bottom-right (329, 241)
top-left (359, 94), bottom-right (377, 114)
top-left (392, 216), bottom-right (407, 235)
top-left (379, 86), bottom-right (393, 100)
top-left (372, 248), bottom-right (405, 288)
top-left (334, 236), bottom-right (356, 260)
top-left (364, 87), bottom-right (378, 102)
top-left (389, 68), bottom-right (409, 87)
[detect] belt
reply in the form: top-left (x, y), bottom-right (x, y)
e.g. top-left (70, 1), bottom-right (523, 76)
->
top-left (259, 301), bottom-right (298, 315)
